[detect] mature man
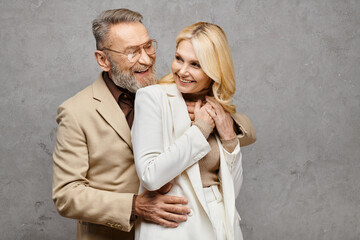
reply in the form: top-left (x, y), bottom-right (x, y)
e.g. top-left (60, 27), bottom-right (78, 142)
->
top-left (52, 8), bottom-right (256, 240)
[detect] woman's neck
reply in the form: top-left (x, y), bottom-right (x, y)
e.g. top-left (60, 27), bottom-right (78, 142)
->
top-left (181, 87), bottom-right (212, 102)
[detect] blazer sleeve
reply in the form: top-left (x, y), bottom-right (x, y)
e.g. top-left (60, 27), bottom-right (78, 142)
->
top-left (52, 104), bottom-right (134, 232)
top-left (232, 112), bottom-right (257, 147)
top-left (221, 140), bottom-right (243, 198)
top-left (132, 87), bottom-right (211, 191)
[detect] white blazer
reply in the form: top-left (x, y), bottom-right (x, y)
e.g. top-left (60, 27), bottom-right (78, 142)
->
top-left (132, 84), bottom-right (243, 240)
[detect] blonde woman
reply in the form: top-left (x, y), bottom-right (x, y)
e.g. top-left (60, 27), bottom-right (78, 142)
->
top-left (132, 22), bottom-right (250, 240)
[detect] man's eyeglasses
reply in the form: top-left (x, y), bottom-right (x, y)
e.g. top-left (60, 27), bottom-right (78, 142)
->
top-left (100, 39), bottom-right (158, 63)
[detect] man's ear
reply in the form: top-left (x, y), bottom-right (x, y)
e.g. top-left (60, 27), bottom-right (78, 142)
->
top-left (94, 50), bottom-right (111, 72)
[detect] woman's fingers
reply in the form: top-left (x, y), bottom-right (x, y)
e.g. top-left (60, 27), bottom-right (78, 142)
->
top-left (206, 106), bottom-right (216, 119)
top-left (194, 99), bottom-right (202, 112)
top-left (193, 100), bottom-right (215, 128)
top-left (205, 97), bottom-right (224, 114)
top-left (205, 108), bottom-right (216, 128)
top-left (203, 98), bottom-right (236, 139)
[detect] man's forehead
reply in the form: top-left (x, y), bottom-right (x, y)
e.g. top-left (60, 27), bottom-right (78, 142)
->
top-left (108, 22), bottom-right (151, 48)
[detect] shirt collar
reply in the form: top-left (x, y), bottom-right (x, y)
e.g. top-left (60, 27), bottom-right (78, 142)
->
top-left (102, 72), bottom-right (135, 102)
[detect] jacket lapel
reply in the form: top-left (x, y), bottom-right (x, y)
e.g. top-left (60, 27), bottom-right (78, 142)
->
top-left (186, 164), bottom-right (211, 216)
top-left (216, 136), bottom-right (235, 230)
top-left (92, 74), bottom-right (132, 150)
top-left (163, 84), bottom-right (211, 217)
top-left (163, 84), bottom-right (191, 139)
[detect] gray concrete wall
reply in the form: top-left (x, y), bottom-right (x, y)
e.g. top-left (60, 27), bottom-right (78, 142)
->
top-left (0, 0), bottom-right (359, 239)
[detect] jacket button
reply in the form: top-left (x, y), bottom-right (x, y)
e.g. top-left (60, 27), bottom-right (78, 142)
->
top-left (188, 209), bottom-right (194, 217)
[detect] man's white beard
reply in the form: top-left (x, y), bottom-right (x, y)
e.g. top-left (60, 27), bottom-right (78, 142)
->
top-left (108, 55), bottom-right (157, 93)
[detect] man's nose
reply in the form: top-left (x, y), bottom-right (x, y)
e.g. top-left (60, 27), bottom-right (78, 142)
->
top-left (137, 48), bottom-right (153, 65)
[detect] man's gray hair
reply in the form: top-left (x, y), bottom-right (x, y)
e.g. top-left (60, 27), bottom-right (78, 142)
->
top-left (92, 8), bottom-right (143, 50)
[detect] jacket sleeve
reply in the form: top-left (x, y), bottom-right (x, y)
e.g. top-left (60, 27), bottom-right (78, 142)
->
top-left (132, 87), bottom-right (211, 191)
top-left (52, 104), bottom-right (134, 232)
top-left (221, 140), bottom-right (243, 198)
top-left (232, 112), bottom-right (257, 147)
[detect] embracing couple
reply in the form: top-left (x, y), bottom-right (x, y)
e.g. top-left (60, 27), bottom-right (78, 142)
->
top-left (52, 8), bottom-right (256, 240)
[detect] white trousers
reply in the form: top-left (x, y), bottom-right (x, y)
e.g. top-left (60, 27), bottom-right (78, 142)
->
top-left (203, 185), bottom-right (228, 240)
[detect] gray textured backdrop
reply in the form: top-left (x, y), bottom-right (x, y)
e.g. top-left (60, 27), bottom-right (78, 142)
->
top-left (0, 0), bottom-right (359, 239)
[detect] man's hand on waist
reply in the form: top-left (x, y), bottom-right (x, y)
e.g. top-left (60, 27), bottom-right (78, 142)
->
top-left (134, 182), bottom-right (190, 228)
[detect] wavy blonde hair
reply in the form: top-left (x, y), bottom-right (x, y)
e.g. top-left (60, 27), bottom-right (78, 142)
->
top-left (159, 22), bottom-right (236, 113)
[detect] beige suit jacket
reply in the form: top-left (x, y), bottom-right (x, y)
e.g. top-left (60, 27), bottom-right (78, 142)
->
top-left (53, 74), bottom-right (138, 240)
top-left (52, 73), bottom-right (256, 240)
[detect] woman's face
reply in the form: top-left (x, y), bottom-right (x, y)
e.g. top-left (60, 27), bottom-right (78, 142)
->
top-left (171, 40), bottom-right (212, 94)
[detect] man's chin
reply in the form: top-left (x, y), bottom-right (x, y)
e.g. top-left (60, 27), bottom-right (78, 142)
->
top-left (135, 75), bottom-right (157, 89)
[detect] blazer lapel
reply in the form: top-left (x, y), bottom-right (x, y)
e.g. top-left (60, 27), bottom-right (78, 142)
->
top-left (186, 164), bottom-right (211, 217)
top-left (163, 84), bottom-right (190, 139)
top-left (216, 136), bottom-right (235, 229)
top-left (92, 74), bottom-right (132, 150)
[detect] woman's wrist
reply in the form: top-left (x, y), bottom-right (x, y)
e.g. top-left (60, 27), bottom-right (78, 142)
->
top-left (219, 131), bottom-right (237, 141)
top-left (221, 136), bottom-right (238, 152)
top-left (193, 119), bottom-right (213, 139)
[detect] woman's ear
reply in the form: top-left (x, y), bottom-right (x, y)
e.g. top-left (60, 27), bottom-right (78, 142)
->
top-left (94, 50), bottom-right (111, 72)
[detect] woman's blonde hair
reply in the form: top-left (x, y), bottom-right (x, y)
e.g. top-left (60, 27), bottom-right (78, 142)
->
top-left (159, 22), bottom-right (236, 113)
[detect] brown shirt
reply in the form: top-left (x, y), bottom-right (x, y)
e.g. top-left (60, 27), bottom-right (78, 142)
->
top-left (103, 72), bottom-right (135, 128)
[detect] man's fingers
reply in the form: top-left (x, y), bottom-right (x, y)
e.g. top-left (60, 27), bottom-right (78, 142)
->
top-left (161, 210), bottom-right (188, 223)
top-left (163, 204), bottom-right (190, 215)
top-left (152, 217), bottom-right (179, 228)
top-left (148, 206), bottom-right (189, 228)
top-left (163, 195), bottom-right (188, 204)
top-left (136, 188), bottom-right (191, 228)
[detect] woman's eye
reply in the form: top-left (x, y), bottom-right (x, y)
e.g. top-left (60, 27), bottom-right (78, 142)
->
top-left (191, 62), bottom-right (200, 68)
top-left (175, 56), bottom-right (183, 62)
